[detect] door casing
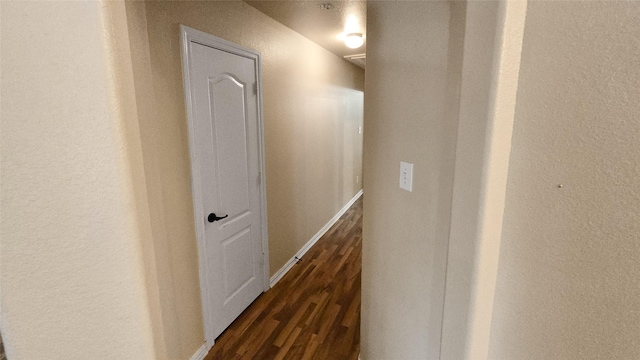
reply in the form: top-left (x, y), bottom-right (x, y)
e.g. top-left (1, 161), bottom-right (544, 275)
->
top-left (180, 25), bottom-right (270, 347)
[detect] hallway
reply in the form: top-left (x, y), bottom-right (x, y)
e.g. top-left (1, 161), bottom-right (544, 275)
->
top-left (205, 197), bottom-right (363, 359)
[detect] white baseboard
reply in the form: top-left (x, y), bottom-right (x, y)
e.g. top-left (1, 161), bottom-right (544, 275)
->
top-left (189, 342), bottom-right (210, 360)
top-left (269, 189), bottom-right (363, 287)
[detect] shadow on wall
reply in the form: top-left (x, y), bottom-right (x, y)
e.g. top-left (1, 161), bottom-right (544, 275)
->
top-left (0, 331), bottom-right (6, 360)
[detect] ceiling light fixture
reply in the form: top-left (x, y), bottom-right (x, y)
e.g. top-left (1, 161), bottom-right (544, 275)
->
top-left (344, 33), bottom-right (364, 49)
top-left (319, 3), bottom-right (334, 10)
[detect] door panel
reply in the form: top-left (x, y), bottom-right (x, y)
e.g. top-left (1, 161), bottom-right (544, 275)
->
top-left (188, 41), bottom-right (265, 340)
top-left (222, 228), bottom-right (254, 301)
top-left (209, 76), bottom-right (251, 216)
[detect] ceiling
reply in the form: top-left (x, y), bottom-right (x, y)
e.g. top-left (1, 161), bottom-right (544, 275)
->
top-left (244, 1), bottom-right (366, 67)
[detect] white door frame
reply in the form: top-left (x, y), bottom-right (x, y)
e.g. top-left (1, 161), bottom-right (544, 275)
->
top-left (180, 25), bottom-right (270, 347)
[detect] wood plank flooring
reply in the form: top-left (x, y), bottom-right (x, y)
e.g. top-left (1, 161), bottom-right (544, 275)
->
top-left (204, 197), bottom-right (362, 360)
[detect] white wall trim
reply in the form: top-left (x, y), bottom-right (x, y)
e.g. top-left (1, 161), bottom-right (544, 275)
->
top-left (270, 189), bottom-right (363, 287)
top-left (189, 342), bottom-right (210, 360)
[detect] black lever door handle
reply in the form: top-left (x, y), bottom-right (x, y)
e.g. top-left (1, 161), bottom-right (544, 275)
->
top-left (207, 213), bottom-right (228, 223)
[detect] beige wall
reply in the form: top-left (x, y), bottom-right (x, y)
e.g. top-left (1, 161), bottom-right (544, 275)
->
top-left (1, 0), bottom-right (363, 358)
top-left (362, 1), bottom-right (640, 359)
top-left (19, 1), bottom-right (640, 360)
top-left (361, 2), bottom-right (462, 358)
top-left (440, 2), bottom-right (503, 357)
top-left (122, 2), bottom-right (190, 359)
top-left (131, 1), bottom-right (364, 358)
top-left (489, 2), bottom-right (640, 359)
top-left (441, 1), bottom-right (526, 359)
top-left (0, 1), bottom-right (156, 359)
top-left (361, 1), bottom-right (530, 358)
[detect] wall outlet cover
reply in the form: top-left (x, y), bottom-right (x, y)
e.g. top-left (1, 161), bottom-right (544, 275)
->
top-left (400, 161), bottom-right (413, 192)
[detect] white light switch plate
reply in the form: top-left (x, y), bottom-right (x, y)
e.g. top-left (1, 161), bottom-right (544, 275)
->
top-left (400, 161), bottom-right (413, 192)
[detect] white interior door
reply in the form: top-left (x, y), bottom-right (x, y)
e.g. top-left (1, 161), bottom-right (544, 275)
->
top-left (181, 27), bottom-right (268, 343)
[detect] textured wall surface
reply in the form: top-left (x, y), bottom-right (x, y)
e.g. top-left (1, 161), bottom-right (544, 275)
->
top-left (441, 1), bottom-right (527, 359)
top-left (489, 2), bottom-right (640, 359)
top-left (439, 3), bottom-right (503, 358)
top-left (136, 1), bottom-right (364, 358)
top-left (361, 2), bottom-right (461, 358)
top-left (120, 2), bottom-right (178, 359)
top-left (0, 1), bottom-right (156, 359)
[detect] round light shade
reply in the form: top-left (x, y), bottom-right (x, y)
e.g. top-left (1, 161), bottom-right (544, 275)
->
top-left (344, 33), bottom-right (364, 49)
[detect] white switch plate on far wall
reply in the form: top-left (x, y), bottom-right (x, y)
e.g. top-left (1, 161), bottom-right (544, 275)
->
top-left (400, 161), bottom-right (413, 192)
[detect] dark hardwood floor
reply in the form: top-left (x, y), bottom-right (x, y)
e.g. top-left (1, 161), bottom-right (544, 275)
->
top-left (205, 197), bottom-right (362, 360)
